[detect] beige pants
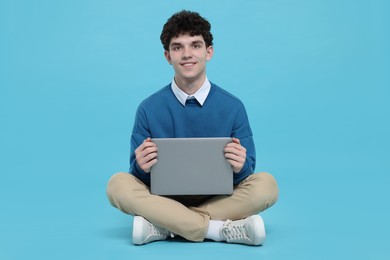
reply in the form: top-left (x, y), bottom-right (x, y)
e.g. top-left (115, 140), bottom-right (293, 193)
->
top-left (106, 172), bottom-right (278, 242)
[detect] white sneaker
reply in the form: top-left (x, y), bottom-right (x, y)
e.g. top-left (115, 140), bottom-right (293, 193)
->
top-left (220, 215), bottom-right (266, 246)
top-left (132, 216), bottom-right (171, 245)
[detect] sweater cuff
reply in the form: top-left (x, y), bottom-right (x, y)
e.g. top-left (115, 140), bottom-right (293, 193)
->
top-left (131, 162), bottom-right (151, 185)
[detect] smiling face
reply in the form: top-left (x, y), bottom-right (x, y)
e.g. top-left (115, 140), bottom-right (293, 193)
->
top-left (164, 34), bottom-right (214, 94)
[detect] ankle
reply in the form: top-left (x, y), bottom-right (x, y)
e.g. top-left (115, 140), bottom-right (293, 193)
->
top-left (205, 220), bottom-right (225, 241)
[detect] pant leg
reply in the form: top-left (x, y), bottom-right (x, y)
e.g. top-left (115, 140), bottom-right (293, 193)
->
top-left (106, 172), bottom-right (209, 242)
top-left (191, 172), bottom-right (279, 220)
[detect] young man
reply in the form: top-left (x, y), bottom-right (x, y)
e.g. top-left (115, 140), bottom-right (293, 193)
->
top-left (106, 10), bottom-right (278, 246)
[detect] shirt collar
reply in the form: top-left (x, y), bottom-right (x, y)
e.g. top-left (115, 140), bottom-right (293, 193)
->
top-left (171, 77), bottom-right (211, 106)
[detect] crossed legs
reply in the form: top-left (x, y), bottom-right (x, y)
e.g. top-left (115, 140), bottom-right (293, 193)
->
top-left (106, 172), bottom-right (278, 242)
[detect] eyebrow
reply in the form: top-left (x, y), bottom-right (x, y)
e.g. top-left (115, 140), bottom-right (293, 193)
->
top-left (190, 40), bottom-right (204, 46)
top-left (170, 40), bottom-right (204, 47)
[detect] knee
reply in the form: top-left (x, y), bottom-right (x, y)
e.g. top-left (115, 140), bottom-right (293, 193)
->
top-left (106, 172), bottom-right (129, 203)
top-left (248, 172), bottom-right (279, 210)
top-left (257, 171), bottom-right (278, 191)
top-left (257, 172), bottom-right (279, 200)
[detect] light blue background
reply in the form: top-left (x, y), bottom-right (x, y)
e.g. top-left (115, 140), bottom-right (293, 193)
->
top-left (1, 0), bottom-right (389, 259)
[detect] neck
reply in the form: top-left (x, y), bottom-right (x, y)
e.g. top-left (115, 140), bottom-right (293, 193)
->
top-left (174, 75), bottom-right (206, 95)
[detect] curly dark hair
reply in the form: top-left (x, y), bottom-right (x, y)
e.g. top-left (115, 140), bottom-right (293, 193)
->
top-left (160, 10), bottom-right (213, 51)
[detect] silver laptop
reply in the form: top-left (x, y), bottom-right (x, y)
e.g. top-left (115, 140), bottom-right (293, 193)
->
top-left (150, 137), bottom-right (233, 195)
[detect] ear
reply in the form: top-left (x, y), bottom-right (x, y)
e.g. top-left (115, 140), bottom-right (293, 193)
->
top-left (164, 50), bottom-right (172, 64)
top-left (206, 45), bottom-right (214, 61)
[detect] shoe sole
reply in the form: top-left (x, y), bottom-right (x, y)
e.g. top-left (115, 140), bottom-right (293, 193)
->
top-left (250, 215), bottom-right (266, 245)
top-left (132, 216), bottom-right (145, 245)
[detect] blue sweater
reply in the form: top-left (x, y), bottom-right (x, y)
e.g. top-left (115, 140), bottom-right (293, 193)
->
top-left (130, 83), bottom-right (256, 185)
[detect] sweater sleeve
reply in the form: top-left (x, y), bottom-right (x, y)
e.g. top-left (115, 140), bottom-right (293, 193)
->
top-left (129, 105), bottom-right (152, 185)
top-left (231, 103), bottom-right (256, 185)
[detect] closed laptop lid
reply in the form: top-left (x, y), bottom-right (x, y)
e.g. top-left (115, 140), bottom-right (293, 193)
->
top-left (150, 137), bottom-right (233, 195)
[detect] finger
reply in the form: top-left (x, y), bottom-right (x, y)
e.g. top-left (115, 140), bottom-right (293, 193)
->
top-left (226, 159), bottom-right (244, 173)
top-left (232, 137), bottom-right (240, 144)
top-left (136, 144), bottom-right (156, 159)
top-left (225, 152), bottom-right (245, 163)
top-left (137, 147), bottom-right (158, 162)
top-left (140, 158), bottom-right (158, 173)
top-left (136, 143), bottom-right (157, 160)
top-left (136, 139), bottom-right (156, 153)
top-left (142, 146), bottom-right (158, 156)
top-left (225, 145), bottom-right (246, 154)
top-left (139, 149), bottom-right (157, 161)
top-left (143, 139), bottom-right (156, 148)
top-left (224, 146), bottom-right (246, 157)
top-left (225, 142), bottom-right (246, 151)
top-left (226, 159), bottom-right (241, 167)
top-left (138, 152), bottom-right (158, 171)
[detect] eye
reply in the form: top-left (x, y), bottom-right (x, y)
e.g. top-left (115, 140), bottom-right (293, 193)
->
top-left (193, 44), bottom-right (200, 49)
top-left (171, 46), bottom-right (181, 51)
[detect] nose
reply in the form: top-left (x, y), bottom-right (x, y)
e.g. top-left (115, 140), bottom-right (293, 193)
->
top-left (182, 46), bottom-right (192, 59)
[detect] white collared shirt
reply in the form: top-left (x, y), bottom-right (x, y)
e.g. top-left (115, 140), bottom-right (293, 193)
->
top-left (171, 77), bottom-right (211, 106)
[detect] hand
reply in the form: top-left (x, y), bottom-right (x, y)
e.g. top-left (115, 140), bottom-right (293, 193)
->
top-left (135, 138), bottom-right (158, 173)
top-left (224, 137), bottom-right (246, 173)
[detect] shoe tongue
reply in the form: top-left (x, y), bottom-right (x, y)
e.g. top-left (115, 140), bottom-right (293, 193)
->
top-left (222, 223), bottom-right (249, 241)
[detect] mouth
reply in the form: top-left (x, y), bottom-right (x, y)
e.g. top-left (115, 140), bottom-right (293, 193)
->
top-left (180, 62), bottom-right (197, 68)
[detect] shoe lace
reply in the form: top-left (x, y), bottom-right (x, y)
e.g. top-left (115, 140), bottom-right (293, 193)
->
top-left (221, 220), bottom-right (250, 242)
top-left (149, 223), bottom-right (169, 236)
top-left (149, 222), bottom-right (171, 237)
